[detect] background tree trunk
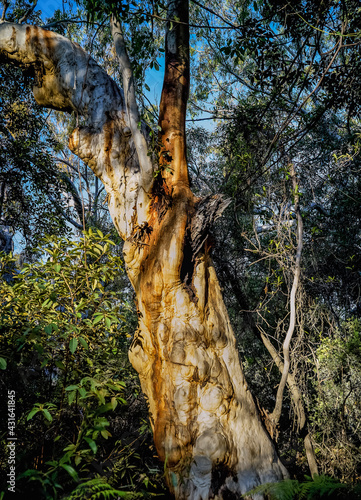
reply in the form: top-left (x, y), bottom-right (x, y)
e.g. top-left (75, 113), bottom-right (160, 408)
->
top-left (0, 10), bottom-right (288, 498)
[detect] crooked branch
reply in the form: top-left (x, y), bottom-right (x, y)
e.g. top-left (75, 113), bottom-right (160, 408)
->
top-left (270, 164), bottom-right (303, 426)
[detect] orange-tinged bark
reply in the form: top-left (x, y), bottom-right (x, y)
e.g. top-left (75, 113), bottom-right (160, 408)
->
top-left (158, 0), bottom-right (190, 190)
top-left (124, 2), bottom-right (287, 497)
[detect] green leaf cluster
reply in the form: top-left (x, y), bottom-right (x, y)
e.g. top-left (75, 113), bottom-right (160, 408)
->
top-left (0, 231), bottom-right (164, 498)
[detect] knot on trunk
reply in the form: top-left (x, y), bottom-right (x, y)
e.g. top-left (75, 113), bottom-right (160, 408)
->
top-left (180, 195), bottom-right (231, 301)
top-left (190, 194), bottom-right (231, 257)
top-left (150, 172), bottom-right (173, 221)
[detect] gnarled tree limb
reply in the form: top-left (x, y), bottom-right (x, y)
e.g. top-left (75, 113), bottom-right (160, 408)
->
top-left (0, 21), bottom-right (152, 239)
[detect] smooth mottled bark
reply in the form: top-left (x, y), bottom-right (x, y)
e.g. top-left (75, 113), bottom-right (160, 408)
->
top-left (0, 8), bottom-right (288, 498)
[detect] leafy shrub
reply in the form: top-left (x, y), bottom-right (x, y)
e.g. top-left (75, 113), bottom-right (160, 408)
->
top-left (0, 231), bottom-right (164, 498)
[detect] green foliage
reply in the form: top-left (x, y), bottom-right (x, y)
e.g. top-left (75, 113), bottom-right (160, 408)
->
top-left (3, 0), bottom-right (44, 25)
top-left (82, 0), bottom-right (148, 24)
top-left (67, 477), bottom-right (140, 499)
top-left (309, 319), bottom-right (361, 478)
top-left (247, 475), bottom-right (361, 500)
top-left (27, 402), bottom-right (57, 422)
top-left (0, 229), bottom-right (127, 368)
top-left (0, 231), bottom-right (164, 498)
top-left (17, 467), bottom-right (64, 500)
top-left (0, 63), bottom-right (72, 252)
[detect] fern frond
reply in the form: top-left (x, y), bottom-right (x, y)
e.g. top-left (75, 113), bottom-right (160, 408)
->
top-left (247, 475), bottom-right (355, 500)
top-left (66, 478), bottom-right (141, 499)
top-left (300, 475), bottom-right (349, 499)
top-left (246, 479), bottom-right (300, 500)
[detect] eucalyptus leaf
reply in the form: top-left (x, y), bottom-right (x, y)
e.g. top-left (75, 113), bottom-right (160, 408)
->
top-left (69, 338), bottom-right (78, 354)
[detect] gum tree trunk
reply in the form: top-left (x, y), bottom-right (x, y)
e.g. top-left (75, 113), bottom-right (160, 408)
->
top-left (0, 4), bottom-right (288, 497)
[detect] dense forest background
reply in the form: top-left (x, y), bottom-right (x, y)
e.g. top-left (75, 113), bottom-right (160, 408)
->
top-left (1, 0), bottom-right (361, 498)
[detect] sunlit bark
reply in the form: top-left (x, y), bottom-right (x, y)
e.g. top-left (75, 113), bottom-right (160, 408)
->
top-left (0, 11), bottom-right (288, 498)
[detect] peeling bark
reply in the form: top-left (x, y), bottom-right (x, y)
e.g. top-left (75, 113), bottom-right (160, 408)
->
top-left (0, 13), bottom-right (288, 499)
top-left (128, 244), bottom-right (288, 498)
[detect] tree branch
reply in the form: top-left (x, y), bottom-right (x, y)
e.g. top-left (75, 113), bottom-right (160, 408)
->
top-left (1, 0), bottom-right (9, 22)
top-left (47, 194), bottom-right (83, 230)
top-left (59, 172), bottom-right (84, 224)
top-left (41, 19), bottom-right (89, 29)
top-left (190, 0), bottom-right (240, 30)
top-left (270, 164), bottom-right (303, 425)
top-left (259, 327), bottom-right (318, 477)
top-left (0, 22), bottom-right (153, 239)
top-left (18, 1), bottom-right (38, 24)
top-left (110, 14), bottom-right (154, 191)
top-left (158, 0), bottom-right (190, 187)
top-left (54, 157), bottom-right (89, 190)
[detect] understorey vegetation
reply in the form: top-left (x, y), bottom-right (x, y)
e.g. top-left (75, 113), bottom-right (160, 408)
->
top-left (0, 231), bottom-right (166, 498)
top-left (0, 0), bottom-right (361, 498)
